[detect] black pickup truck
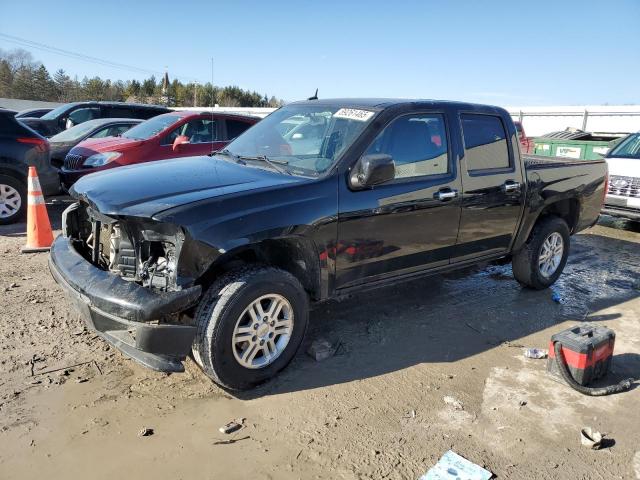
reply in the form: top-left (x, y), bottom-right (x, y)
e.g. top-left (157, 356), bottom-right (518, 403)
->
top-left (49, 99), bottom-right (607, 389)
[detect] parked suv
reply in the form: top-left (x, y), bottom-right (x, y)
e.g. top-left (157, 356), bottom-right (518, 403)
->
top-left (602, 131), bottom-right (640, 221)
top-left (59, 111), bottom-right (259, 190)
top-left (50, 99), bottom-right (607, 390)
top-left (0, 109), bottom-right (59, 224)
top-left (19, 101), bottom-right (171, 137)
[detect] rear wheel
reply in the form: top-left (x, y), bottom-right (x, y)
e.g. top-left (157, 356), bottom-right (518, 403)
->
top-left (0, 175), bottom-right (26, 225)
top-left (512, 216), bottom-right (570, 289)
top-left (192, 266), bottom-right (309, 390)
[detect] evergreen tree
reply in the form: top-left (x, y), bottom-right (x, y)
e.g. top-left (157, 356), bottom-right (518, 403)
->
top-left (11, 67), bottom-right (36, 100)
top-left (33, 64), bottom-right (55, 101)
top-left (53, 69), bottom-right (71, 101)
top-left (0, 60), bottom-right (13, 98)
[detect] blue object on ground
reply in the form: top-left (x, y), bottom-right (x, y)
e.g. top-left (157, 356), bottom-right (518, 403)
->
top-left (552, 292), bottom-right (562, 303)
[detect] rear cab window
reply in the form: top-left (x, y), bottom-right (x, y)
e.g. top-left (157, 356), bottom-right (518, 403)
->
top-left (461, 114), bottom-right (512, 173)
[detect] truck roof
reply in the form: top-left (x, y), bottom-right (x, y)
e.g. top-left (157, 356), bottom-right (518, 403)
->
top-left (290, 98), bottom-right (503, 111)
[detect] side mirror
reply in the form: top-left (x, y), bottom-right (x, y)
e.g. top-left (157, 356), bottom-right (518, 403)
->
top-left (349, 154), bottom-right (395, 189)
top-left (172, 135), bottom-right (190, 151)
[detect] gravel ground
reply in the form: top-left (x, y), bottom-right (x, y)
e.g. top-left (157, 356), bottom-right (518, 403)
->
top-left (0, 197), bottom-right (639, 480)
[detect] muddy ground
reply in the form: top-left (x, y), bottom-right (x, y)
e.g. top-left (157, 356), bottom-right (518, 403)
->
top-left (0, 197), bottom-right (639, 480)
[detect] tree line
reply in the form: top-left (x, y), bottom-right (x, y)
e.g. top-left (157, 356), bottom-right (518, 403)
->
top-left (0, 48), bottom-right (283, 108)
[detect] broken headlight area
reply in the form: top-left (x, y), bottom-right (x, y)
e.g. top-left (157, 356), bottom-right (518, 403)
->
top-left (63, 202), bottom-right (187, 292)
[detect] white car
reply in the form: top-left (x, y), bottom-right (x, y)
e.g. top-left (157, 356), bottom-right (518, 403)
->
top-left (602, 132), bottom-right (640, 221)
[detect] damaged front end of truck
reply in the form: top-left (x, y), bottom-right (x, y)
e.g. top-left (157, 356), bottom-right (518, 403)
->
top-left (48, 200), bottom-right (213, 372)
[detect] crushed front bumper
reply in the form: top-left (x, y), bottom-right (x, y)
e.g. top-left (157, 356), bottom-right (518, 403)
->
top-left (49, 235), bottom-right (201, 372)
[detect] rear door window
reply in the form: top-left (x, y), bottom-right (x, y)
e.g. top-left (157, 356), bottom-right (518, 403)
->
top-left (102, 106), bottom-right (136, 118)
top-left (136, 108), bottom-right (164, 119)
top-left (68, 107), bottom-right (100, 125)
top-left (226, 119), bottom-right (253, 140)
top-left (461, 114), bottom-right (511, 172)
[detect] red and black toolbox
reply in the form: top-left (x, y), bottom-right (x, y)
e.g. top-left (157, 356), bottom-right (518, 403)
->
top-left (547, 324), bottom-right (615, 386)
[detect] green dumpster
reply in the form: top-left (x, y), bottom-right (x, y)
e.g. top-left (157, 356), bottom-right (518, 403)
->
top-left (533, 130), bottom-right (625, 160)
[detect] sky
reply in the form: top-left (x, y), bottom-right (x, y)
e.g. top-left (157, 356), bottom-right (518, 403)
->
top-left (1, 0), bottom-right (639, 106)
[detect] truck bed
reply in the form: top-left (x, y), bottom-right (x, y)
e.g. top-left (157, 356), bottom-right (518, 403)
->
top-left (523, 154), bottom-right (606, 169)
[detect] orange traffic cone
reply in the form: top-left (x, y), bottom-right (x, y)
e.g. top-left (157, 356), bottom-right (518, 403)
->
top-left (21, 167), bottom-right (54, 253)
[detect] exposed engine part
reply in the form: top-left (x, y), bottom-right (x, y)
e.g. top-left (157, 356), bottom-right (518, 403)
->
top-left (108, 225), bottom-right (121, 270)
top-left (109, 225), bottom-right (136, 278)
top-left (139, 242), bottom-right (176, 291)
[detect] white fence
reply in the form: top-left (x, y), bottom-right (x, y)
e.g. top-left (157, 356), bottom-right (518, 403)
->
top-left (506, 105), bottom-right (640, 137)
top-left (179, 105), bottom-right (640, 137)
top-left (174, 106), bottom-right (275, 118)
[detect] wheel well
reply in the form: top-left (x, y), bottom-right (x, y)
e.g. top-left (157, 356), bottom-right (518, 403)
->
top-left (538, 198), bottom-right (580, 233)
top-left (0, 167), bottom-right (27, 186)
top-left (197, 238), bottom-right (321, 300)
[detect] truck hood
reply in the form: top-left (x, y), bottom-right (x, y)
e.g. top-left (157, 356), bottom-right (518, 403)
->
top-left (606, 157), bottom-right (640, 177)
top-left (70, 155), bottom-right (304, 218)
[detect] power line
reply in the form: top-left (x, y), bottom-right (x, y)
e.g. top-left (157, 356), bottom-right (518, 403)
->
top-left (0, 32), bottom-right (204, 83)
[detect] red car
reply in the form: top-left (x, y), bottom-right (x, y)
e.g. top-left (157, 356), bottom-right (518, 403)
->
top-left (59, 111), bottom-right (259, 190)
top-left (514, 120), bottom-right (533, 154)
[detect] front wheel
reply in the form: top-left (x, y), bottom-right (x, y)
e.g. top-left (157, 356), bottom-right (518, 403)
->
top-left (512, 216), bottom-right (570, 289)
top-left (192, 266), bottom-right (309, 390)
top-left (0, 175), bottom-right (26, 225)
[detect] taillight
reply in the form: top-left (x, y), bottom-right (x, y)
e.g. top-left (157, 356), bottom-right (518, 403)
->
top-left (602, 170), bottom-right (609, 206)
top-left (17, 137), bottom-right (49, 153)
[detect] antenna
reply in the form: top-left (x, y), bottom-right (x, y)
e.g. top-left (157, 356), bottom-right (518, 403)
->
top-left (308, 88), bottom-right (318, 100)
top-left (211, 57), bottom-right (218, 153)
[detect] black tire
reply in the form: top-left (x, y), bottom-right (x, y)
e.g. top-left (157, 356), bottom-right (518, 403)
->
top-left (192, 266), bottom-right (309, 390)
top-left (512, 215), bottom-right (570, 290)
top-left (0, 174), bottom-right (26, 225)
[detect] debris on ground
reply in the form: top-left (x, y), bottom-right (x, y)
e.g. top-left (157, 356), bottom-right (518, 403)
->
top-left (519, 400), bottom-right (528, 407)
top-left (580, 427), bottom-right (603, 450)
top-left (213, 436), bottom-right (250, 445)
top-left (419, 450), bottom-right (493, 480)
top-left (138, 427), bottom-right (154, 437)
top-left (523, 348), bottom-right (548, 359)
top-left (443, 396), bottom-right (464, 411)
top-left (219, 418), bottom-right (245, 434)
top-left (551, 292), bottom-right (563, 304)
top-left (307, 338), bottom-right (339, 361)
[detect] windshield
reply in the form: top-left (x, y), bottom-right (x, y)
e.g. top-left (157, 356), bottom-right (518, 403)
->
top-left (222, 104), bottom-right (377, 176)
top-left (41, 103), bottom-right (74, 120)
top-left (608, 133), bottom-right (640, 159)
top-left (49, 120), bottom-right (104, 142)
top-left (122, 114), bottom-right (182, 140)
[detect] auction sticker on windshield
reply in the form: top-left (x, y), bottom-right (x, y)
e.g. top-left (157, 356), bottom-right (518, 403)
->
top-left (333, 108), bottom-right (375, 122)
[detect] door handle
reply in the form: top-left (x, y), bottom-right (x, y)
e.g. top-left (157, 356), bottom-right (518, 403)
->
top-left (434, 189), bottom-right (459, 201)
top-left (502, 180), bottom-right (521, 193)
